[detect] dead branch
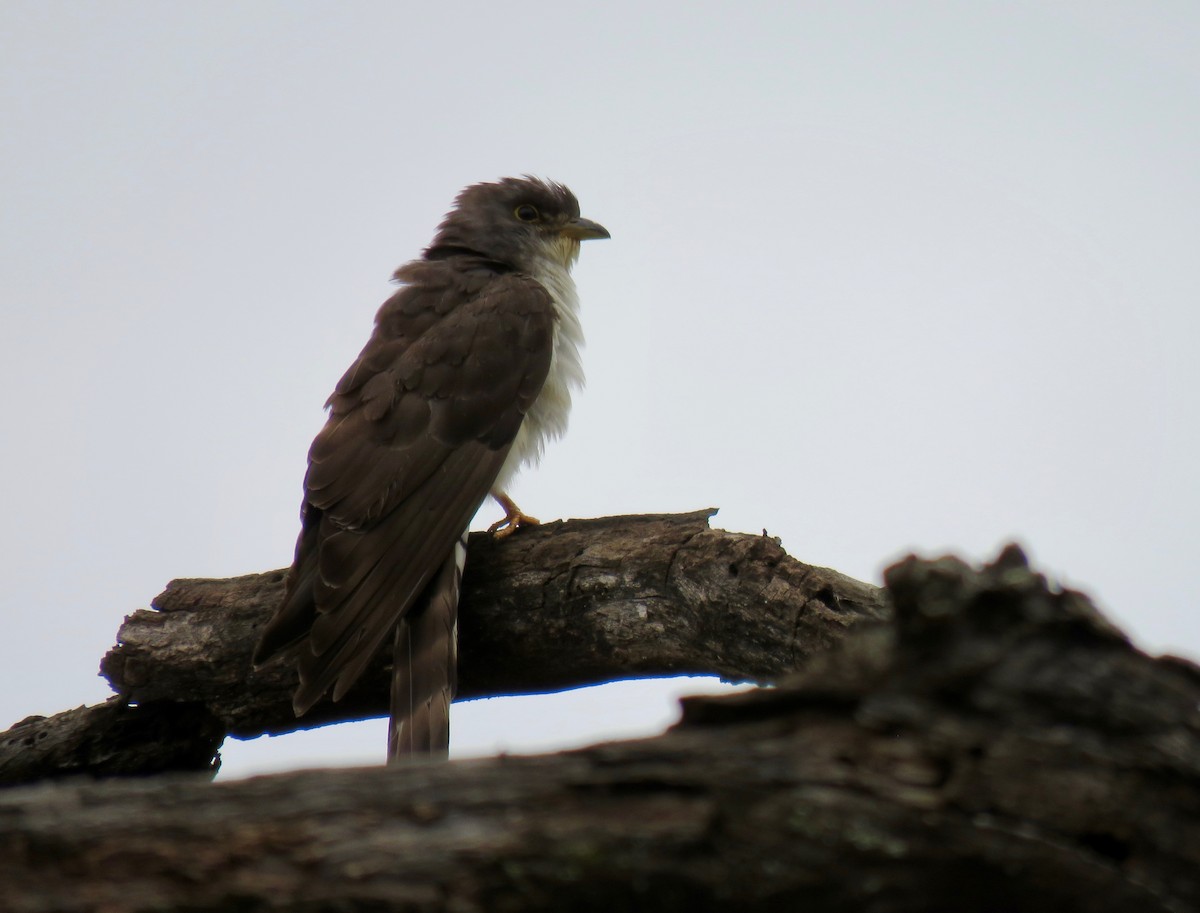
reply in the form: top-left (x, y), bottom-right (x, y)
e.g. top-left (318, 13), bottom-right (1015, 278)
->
top-left (3, 546), bottom-right (1197, 912)
top-left (1, 510), bottom-right (886, 785)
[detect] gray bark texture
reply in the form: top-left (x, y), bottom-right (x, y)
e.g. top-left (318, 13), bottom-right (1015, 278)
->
top-left (1, 510), bottom-right (885, 785)
top-left (2, 514), bottom-right (1199, 913)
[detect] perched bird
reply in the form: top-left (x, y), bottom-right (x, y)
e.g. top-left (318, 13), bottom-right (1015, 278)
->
top-left (253, 177), bottom-right (609, 761)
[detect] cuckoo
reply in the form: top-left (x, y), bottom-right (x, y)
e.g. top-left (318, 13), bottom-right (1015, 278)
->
top-left (253, 177), bottom-right (609, 760)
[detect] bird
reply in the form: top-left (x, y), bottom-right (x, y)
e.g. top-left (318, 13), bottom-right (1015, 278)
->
top-left (252, 176), bottom-right (609, 761)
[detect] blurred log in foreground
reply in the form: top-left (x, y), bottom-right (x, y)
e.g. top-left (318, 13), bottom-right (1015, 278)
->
top-left (2, 543), bottom-right (1199, 913)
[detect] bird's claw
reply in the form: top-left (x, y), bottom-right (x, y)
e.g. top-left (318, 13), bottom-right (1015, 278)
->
top-left (488, 491), bottom-right (540, 538)
top-left (488, 508), bottom-right (541, 539)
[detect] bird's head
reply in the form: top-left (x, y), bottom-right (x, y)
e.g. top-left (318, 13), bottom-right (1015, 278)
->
top-left (425, 176), bottom-right (609, 272)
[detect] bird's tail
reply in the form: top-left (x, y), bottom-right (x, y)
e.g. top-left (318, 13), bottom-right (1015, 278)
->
top-left (387, 532), bottom-right (467, 761)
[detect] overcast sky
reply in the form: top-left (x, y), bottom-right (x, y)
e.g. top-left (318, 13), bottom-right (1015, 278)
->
top-left (2, 2), bottom-right (1197, 779)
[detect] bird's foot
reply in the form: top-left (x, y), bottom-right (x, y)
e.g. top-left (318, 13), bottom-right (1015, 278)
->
top-left (488, 492), bottom-right (540, 539)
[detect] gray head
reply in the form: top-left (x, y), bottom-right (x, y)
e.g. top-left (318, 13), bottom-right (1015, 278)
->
top-left (425, 176), bottom-right (609, 272)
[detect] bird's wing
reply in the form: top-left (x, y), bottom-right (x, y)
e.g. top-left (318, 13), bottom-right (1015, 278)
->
top-left (254, 265), bottom-right (555, 713)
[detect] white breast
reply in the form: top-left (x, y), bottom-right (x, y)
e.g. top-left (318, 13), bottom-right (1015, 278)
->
top-left (492, 255), bottom-right (584, 494)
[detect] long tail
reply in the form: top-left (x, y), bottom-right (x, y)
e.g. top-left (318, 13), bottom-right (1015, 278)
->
top-left (387, 532), bottom-right (467, 761)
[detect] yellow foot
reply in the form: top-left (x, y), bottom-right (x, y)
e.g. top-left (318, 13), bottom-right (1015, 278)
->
top-left (488, 491), bottom-right (541, 539)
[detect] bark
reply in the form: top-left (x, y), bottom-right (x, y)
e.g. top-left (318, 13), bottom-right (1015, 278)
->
top-left (3, 545), bottom-right (1198, 913)
top-left (0, 510), bottom-right (886, 785)
top-left (0, 700), bottom-right (223, 786)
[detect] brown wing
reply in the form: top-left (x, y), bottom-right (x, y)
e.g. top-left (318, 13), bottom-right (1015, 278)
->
top-left (254, 261), bottom-right (555, 714)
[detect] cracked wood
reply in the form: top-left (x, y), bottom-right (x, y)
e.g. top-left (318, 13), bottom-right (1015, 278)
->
top-left (2, 510), bottom-right (886, 785)
top-left (3, 546), bottom-right (1198, 912)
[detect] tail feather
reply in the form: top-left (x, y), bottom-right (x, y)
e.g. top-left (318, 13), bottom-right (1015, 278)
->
top-left (387, 533), bottom-right (466, 761)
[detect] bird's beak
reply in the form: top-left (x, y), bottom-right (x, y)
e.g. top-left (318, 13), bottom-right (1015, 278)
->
top-left (561, 217), bottom-right (610, 241)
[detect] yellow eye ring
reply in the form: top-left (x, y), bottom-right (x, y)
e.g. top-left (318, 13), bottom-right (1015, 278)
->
top-left (514, 204), bottom-right (540, 222)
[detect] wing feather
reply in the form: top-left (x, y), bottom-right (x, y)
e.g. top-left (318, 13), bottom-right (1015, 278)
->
top-left (254, 260), bottom-right (554, 716)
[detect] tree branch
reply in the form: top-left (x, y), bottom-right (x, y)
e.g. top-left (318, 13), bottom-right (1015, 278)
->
top-left (1, 510), bottom-right (886, 785)
top-left (4, 545), bottom-right (1198, 912)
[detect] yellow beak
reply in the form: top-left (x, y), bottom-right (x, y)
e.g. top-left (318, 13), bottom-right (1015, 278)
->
top-left (561, 217), bottom-right (611, 241)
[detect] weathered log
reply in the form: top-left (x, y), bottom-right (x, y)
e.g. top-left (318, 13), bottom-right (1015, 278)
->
top-left (0, 510), bottom-right (886, 785)
top-left (3, 546), bottom-right (1197, 912)
top-left (0, 700), bottom-right (223, 786)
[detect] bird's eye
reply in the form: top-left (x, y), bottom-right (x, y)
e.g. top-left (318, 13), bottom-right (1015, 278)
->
top-left (514, 204), bottom-right (540, 222)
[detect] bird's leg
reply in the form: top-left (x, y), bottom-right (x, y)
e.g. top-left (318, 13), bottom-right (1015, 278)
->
top-left (488, 491), bottom-right (540, 539)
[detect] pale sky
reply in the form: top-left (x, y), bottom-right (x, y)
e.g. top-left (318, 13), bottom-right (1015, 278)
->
top-left (2, 2), bottom-right (1197, 779)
